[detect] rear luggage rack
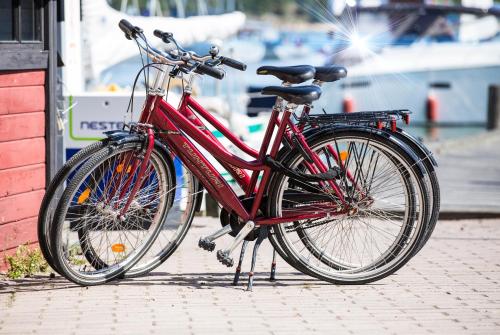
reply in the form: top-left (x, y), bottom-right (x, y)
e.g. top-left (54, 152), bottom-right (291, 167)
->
top-left (297, 109), bottom-right (411, 129)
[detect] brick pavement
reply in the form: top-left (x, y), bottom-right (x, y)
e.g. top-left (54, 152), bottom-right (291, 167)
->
top-left (0, 218), bottom-right (499, 335)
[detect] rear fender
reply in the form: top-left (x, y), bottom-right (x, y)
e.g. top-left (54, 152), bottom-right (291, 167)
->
top-left (277, 124), bottom-right (427, 179)
top-left (395, 128), bottom-right (438, 167)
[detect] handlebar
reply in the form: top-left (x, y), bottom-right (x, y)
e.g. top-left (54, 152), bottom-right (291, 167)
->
top-left (119, 19), bottom-right (142, 39)
top-left (219, 56), bottom-right (247, 71)
top-left (153, 29), bottom-right (173, 43)
top-left (195, 63), bottom-right (225, 80)
top-left (119, 19), bottom-right (245, 80)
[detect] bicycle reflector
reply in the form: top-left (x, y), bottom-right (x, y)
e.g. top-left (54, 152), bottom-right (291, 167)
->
top-left (111, 244), bottom-right (126, 253)
top-left (116, 163), bottom-right (132, 173)
top-left (77, 188), bottom-right (91, 204)
top-left (390, 118), bottom-right (397, 132)
top-left (404, 113), bottom-right (410, 125)
top-left (339, 151), bottom-right (348, 162)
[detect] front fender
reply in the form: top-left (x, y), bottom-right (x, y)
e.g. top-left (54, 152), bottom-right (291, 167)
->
top-left (104, 130), bottom-right (205, 212)
top-left (103, 130), bottom-right (142, 145)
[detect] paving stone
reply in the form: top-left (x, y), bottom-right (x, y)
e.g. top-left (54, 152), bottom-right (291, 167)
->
top-left (0, 218), bottom-right (499, 334)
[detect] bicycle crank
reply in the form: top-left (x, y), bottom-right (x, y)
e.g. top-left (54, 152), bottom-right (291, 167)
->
top-left (216, 220), bottom-right (255, 267)
top-left (198, 224), bottom-right (232, 252)
top-left (219, 196), bottom-right (264, 241)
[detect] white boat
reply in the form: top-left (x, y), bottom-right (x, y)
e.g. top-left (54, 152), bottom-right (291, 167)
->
top-left (319, 4), bottom-right (500, 124)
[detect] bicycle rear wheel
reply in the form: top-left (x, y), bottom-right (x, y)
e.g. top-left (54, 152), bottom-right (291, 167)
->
top-left (269, 130), bottom-right (428, 284)
top-left (50, 141), bottom-right (174, 285)
top-left (389, 130), bottom-right (440, 253)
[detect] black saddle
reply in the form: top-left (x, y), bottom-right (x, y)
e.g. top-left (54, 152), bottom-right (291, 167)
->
top-left (261, 85), bottom-right (322, 105)
top-left (256, 65), bottom-right (315, 84)
top-left (314, 66), bottom-right (347, 82)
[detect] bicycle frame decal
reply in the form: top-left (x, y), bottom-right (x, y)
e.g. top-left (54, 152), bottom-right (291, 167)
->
top-left (180, 142), bottom-right (225, 189)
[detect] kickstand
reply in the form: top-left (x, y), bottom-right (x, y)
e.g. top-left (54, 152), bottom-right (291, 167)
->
top-left (233, 240), bottom-right (249, 286)
top-left (246, 227), bottom-right (268, 292)
top-left (269, 249), bottom-right (277, 282)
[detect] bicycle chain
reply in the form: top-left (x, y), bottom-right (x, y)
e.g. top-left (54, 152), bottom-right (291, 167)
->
top-left (281, 216), bottom-right (343, 233)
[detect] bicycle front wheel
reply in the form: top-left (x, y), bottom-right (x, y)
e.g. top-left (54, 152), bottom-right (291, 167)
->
top-left (50, 141), bottom-right (174, 285)
top-left (38, 140), bottom-right (109, 274)
top-left (124, 156), bottom-right (200, 278)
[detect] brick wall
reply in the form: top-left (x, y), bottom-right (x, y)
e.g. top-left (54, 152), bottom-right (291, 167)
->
top-left (0, 70), bottom-right (46, 270)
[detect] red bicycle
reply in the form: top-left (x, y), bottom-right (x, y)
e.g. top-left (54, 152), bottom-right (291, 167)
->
top-left (47, 20), bottom-right (429, 289)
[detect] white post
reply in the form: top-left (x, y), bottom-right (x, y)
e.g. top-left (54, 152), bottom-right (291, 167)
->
top-left (61, 0), bottom-right (84, 94)
top-left (197, 0), bottom-right (208, 16)
top-left (175, 0), bottom-right (185, 18)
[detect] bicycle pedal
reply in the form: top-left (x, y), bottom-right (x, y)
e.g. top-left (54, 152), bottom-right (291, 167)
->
top-left (216, 250), bottom-right (234, 267)
top-left (198, 238), bottom-right (216, 252)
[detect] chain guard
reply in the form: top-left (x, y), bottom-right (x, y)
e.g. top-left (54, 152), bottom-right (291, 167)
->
top-left (219, 196), bottom-right (265, 241)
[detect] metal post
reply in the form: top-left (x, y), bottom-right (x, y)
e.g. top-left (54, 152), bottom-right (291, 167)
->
top-left (45, 0), bottom-right (60, 183)
top-left (487, 85), bottom-right (500, 131)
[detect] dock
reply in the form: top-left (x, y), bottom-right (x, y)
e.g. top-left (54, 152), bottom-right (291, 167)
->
top-left (430, 130), bottom-right (500, 218)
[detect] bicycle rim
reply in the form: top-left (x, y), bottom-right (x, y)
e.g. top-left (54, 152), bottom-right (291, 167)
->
top-left (51, 142), bottom-right (173, 285)
top-left (270, 132), bottom-right (427, 283)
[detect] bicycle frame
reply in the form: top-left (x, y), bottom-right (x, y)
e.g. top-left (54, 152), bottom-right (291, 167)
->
top-left (130, 71), bottom-right (346, 225)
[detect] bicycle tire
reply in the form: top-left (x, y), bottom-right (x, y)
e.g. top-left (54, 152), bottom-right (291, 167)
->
top-left (300, 126), bottom-right (440, 253)
top-left (387, 130), bottom-right (440, 252)
top-left (38, 140), bottom-right (108, 274)
top-left (74, 141), bottom-right (200, 278)
top-left (50, 141), bottom-right (174, 285)
top-left (269, 127), bottom-right (431, 278)
top-left (268, 130), bottom-right (428, 284)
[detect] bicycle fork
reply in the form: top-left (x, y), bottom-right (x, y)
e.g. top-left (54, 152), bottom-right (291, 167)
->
top-left (118, 128), bottom-right (155, 217)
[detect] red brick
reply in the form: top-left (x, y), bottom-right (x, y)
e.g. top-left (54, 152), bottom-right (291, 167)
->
top-left (0, 112), bottom-right (45, 142)
top-left (0, 137), bottom-right (45, 170)
top-left (0, 216), bottom-right (38, 251)
top-left (0, 190), bottom-right (45, 225)
top-left (0, 86), bottom-right (45, 115)
top-left (0, 164), bottom-right (45, 197)
top-left (0, 70), bottom-right (45, 88)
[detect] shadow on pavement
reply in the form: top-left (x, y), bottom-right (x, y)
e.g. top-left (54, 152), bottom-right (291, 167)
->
top-left (0, 271), bottom-right (328, 294)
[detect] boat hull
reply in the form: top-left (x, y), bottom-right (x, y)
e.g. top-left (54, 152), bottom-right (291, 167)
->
top-left (319, 65), bottom-right (500, 124)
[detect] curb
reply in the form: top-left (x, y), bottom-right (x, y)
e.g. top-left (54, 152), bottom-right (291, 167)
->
top-left (438, 211), bottom-right (500, 220)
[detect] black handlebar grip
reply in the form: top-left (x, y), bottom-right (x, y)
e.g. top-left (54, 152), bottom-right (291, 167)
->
top-left (196, 64), bottom-right (225, 80)
top-left (154, 29), bottom-right (173, 42)
top-left (153, 29), bottom-right (163, 39)
top-left (119, 19), bottom-right (135, 38)
top-left (219, 56), bottom-right (247, 71)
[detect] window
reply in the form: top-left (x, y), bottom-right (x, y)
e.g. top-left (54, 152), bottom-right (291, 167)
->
top-left (0, 0), bottom-right (43, 44)
top-left (0, 2), bottom-right (14, 41)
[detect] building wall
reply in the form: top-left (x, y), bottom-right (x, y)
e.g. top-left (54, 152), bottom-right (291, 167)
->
top-left (0, 70), bottom-right (47, 270)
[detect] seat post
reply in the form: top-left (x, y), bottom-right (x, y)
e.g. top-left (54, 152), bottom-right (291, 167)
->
top-left (272, 81), bottom-right (290, 112)
top-left (312, 79), bottom-right (324, 87)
